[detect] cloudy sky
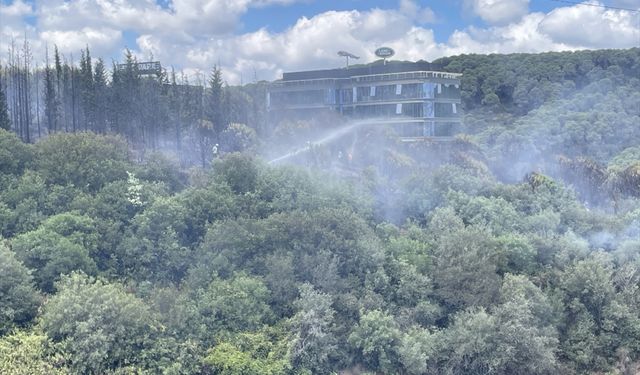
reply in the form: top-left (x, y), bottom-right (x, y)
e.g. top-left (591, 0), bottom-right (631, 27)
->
top-left (1, 0), bottom-right (638, 84)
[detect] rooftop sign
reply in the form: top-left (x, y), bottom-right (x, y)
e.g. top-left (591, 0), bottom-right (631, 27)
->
top-left (375, 47), bottom-right (395, 58)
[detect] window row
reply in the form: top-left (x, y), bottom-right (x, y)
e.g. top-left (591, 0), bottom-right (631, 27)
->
top-left (269, 83), bottom-right (461, 107)
top-left (346, 102), bottom-right (459, 118)
top-left (352, 82), bottom-right (460, 102)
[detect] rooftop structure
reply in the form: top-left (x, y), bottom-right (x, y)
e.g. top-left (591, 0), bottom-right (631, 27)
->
top-left (267, 60), bottom-right (462, 140)
top-left (116, 61), bottom-right (162, 76)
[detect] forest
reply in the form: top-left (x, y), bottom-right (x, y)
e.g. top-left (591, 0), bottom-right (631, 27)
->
top-left (0, 46), bottom-right (639, 375)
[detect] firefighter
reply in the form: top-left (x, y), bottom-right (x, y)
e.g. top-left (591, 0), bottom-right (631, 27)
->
top-left (212, 143), bottom-right (219, 158)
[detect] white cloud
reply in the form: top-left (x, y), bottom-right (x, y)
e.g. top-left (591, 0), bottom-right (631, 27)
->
top-left (399, 0), bottom-right (437, 24)
top-left (0, 0), bottom-right (33, 17)
top-left (1, 0), bottom-right (639, 85)
top-left (39, 28), bottom-right (123, 58)
top-left (35, 0), bottom-right (307, 39)
top-left (538, 4), bottom-right (640, 48)
top-left (466, 0), bottom-right (530, 25)
top-left (442, 12), bottom-right (569, 56)
top-left (133, 6), bottom-right (443, 83)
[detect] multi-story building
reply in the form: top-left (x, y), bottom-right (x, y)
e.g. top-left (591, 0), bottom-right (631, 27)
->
top-left (267, 61), bottom-right (462, 140)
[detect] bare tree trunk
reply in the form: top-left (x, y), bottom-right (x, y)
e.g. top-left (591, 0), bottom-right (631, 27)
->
top-left (22, 36), bottom-right (32, 143)
top-left (70, 55), bottom-right (77, 132)
top-left (35, 64), bottom-right (41, 139)
top-left (10, 41), bottom-right (20, 136)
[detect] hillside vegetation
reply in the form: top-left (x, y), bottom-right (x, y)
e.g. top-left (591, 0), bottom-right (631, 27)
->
top-left (0, 48), bottom-right (639, 374)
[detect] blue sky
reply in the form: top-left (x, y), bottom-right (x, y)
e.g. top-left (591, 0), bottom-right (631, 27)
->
top-left (238, 0), bottom-right (625, 39)
top-left (1, 0), bottom-right (638, 84)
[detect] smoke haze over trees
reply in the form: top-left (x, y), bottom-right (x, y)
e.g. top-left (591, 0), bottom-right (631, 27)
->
top-left (0, 45), bottom-right (639, 374)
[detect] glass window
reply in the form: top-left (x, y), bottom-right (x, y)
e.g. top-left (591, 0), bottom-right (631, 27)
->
top-left (325, 89), bottom-right (335, 105)
top-left (340, 88), bottom-right (353, 104)
top-left (435, 102), bottom-right (460, 117)
top-left (356, 87), bottom-right (371, 102)
top-left (423, 101), bottom-right (434, 118)
top-left (435, 82), bottom-right (461, 99)
top-left (422, 82), bottom-right (435, 99)
top-left (402, 103), bottom-right (423, 117)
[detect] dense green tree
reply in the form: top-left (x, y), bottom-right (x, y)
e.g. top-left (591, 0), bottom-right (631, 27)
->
top-left (429, 213), bottom-right (501, 312)
top-left (348, 309), bottom-right (401, 373)
top-left (11, 227), bottom-right (97, 292)
top-left (40, 212), bottom-right (100, 256)
top-left (117, 196), bottom-right (191, 282)
top-left (0, 330), bottom-right (68, 375)
top-left (435, 308), bottom-right (499, 374)
top-left (288, 284), bottom-right (337, 374)
top-left (195, 273), bottom-right (273, 340)
top-left (0, 170), bottom-right (47, 237)
top-left (0, 129), bottom-right (33, 177)
top-left (0, 243), bottom-right (41, 334)
top-left (557, 252), bottom-right (640, 372)
top-left (134, 152), bottom-right (188, 193)
top-left (175, 182), bottom-right (236, 246)
top-left (263, 253), bottom-right (298, 317)
top-left (489, 274), bottom-right (559, 374)
top-left (213, 152), bottom-right (261, 194)
top-left (203, 330), bottom-right (289, 375)
top-left (397, 327), bottom-right (437, 375)
top-left (34, 132), bottom-right (130, 192)
top-left (40, 273), bottom-right (159, 374)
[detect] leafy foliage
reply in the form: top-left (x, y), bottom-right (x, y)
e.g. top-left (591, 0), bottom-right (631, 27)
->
top-left (0, 49), bottom-right (639, 374)
top-left (0, 243), bottom-right (41, 334)
top-left (40, 273), bottom-right (159, 374)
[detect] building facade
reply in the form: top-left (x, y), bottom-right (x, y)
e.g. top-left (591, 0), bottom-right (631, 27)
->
top-left (267, 61), bottom-right (462, 139)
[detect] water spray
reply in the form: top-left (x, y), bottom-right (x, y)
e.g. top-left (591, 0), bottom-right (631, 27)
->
top-left (267, 118), bottom-right (390, 165)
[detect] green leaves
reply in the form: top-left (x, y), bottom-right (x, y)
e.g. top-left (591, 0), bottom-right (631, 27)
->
top-left (0, 330), bottom-right (69, 375)
top-left (204, 330), bottom-right (289, 375)
top-left (196, 273), bottom-right (273, 338)
top-left (40, 273), bottom-right (159, 374)
top-left (0, 244), bottom-right (41, 334)
top-left (0, 129), bottom-right (34, 176)
top-left (436, 276), bottom-right (558, 375)
top-left (1, 52), bottom-right (639, 375)
top-left (34, 132), bottom-right (130, 192)
top-left (288, 284), bottom-right (337, 374)
top-left (11, 226), bottom-right (97, 293)
top-left (348, 310), bottom-right (401, 374)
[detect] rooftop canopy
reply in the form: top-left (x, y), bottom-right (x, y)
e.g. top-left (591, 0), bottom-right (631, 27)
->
top-left (282, 60), bottom-right (448, 81)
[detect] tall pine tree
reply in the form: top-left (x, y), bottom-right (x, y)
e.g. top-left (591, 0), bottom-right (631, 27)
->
top-left (93, 58), bottom-right (107, 133)
top-left (79, 46), bottom-right (94, 131)
top-left (44, 47), bottom-right (59, 133)
top-left (206, 65), bottom-right (226, 137)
